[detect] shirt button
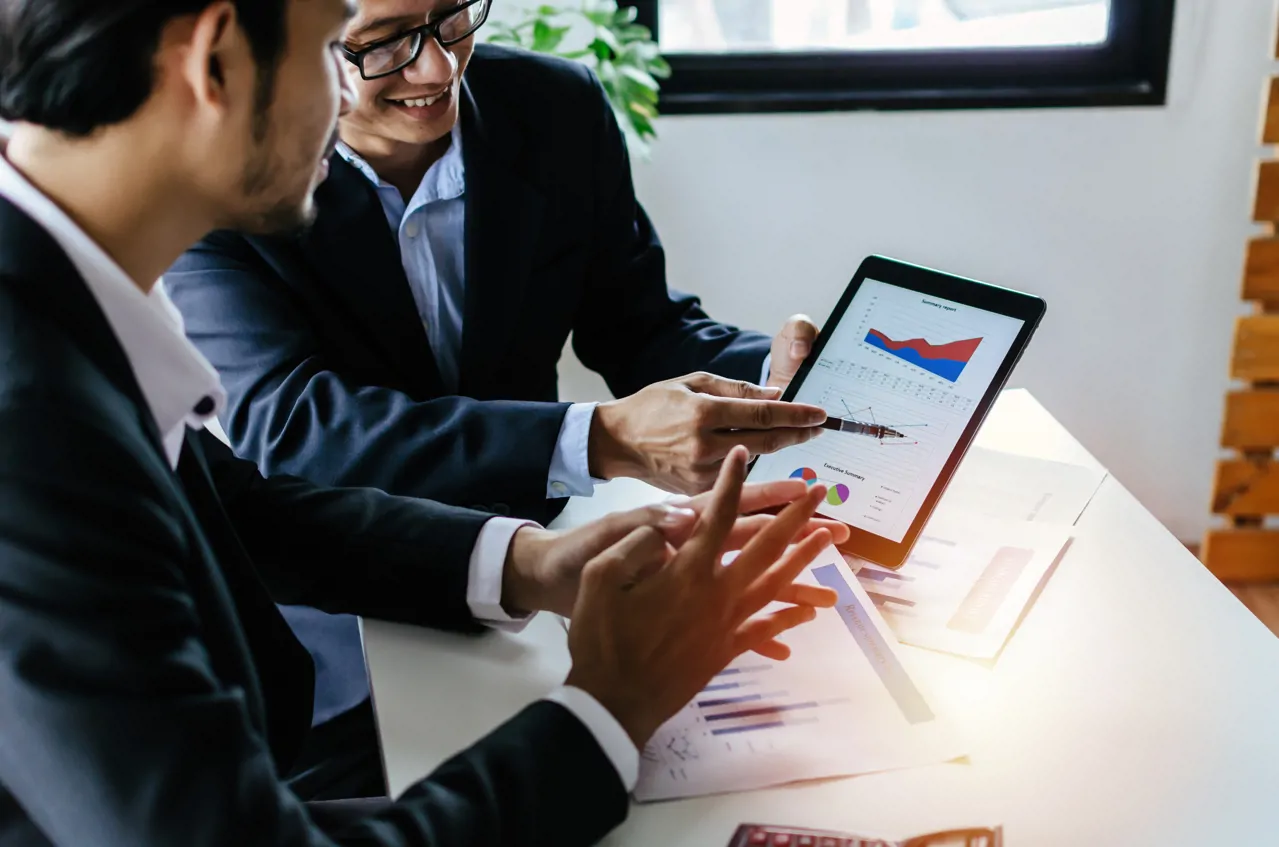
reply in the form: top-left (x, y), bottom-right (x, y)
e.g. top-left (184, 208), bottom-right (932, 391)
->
top-left (193, 396), bottom-right (216, 416)
top-left (550, 482), bottom-right (569, 498)
top-left (404, 219), bottom-right (419, 239)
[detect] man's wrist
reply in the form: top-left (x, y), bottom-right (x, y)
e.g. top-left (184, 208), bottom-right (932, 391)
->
top-left (564, 669), bottom-right (660, 750)
top-left (587, 399), bottom-right (638, 482)
top-left (502, 526), bottom-right (552, 617)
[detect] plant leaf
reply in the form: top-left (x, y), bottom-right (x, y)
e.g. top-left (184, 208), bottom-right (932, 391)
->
top-left (619, 65), bottom-right (660, 93)
top-left (588, 37), bottom-right (613, 61)
top-left (592, 26), bottom-right (622, 54)
top-left (532, 20), bottom-right (573, 52)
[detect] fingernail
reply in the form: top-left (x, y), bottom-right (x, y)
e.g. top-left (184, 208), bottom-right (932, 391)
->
top-left (763, 386), bottom-right (783, 397)
top-left (809, 409), bottom-right (827, 424)
top-left (661, 506), bottom-right (697, 526)
top-left (666, 495), bottom-right (693, 506)
top-left (790, 341), bottom-right (810, 359)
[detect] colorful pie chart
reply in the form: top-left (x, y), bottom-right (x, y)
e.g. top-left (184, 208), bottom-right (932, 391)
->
top-left (790, 467), bottom-right (818, 485)
top-left (826, 484), bottom-right (851, 506)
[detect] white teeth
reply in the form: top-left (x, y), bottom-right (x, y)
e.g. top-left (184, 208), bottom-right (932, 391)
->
top-left (396, 93), bottom-right (444, 108)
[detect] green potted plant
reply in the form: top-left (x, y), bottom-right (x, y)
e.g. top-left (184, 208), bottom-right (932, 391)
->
top-left (487, 1), bottom-right (671, 157)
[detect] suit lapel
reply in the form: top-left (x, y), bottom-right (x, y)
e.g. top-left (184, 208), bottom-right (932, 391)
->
top-left (459, 79), bottom-right (546, 397)
top-left (0, 199), bottom-right (305, 766)
top-left (176, 433), bottom-right (312, 770)
top-left (0, 199), bottom-right (168, 464)
top-left (299, 158), bottom-right (445, 395)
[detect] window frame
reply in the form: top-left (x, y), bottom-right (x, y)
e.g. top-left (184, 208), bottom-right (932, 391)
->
top-left (622, 0), bottom-right (1175, 114)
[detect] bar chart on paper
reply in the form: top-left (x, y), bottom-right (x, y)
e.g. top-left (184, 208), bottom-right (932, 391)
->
top-left (853, 514), bottom-right (1071, 659)
top-left (634, 548), bottom-right (963, 801)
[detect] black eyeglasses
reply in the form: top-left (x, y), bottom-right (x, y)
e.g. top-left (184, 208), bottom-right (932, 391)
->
top-left (341, 0), bottom-right (491, 80)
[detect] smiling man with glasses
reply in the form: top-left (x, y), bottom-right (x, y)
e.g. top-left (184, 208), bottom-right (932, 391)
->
top-left (165, 0), bottom-right (830, 771)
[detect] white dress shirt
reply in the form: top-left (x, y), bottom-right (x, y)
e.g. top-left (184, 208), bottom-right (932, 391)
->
top-left (335, 130), bottom-right (603, 500)
top-left (0, 145), bottom-right (638, 792)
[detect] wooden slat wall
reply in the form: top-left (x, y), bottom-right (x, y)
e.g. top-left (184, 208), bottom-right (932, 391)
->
top-left (1204, 74), bottom-right (1279, 581)
top-left (1242, 238), bottom-right (1279, 303)
top-left (1220, 390), bottom-right (1279, 449)
top-left (1213, 459), bottom-right (1279, 515)
top-left (1254, 160), bottom-right (1279, 222)
top-left (1204, 530), bottom-right (1279, 581)
top-left (1266, 78), bottom-right (1279, 144)
top-left (1231, 315), bottom-right (1279, 381)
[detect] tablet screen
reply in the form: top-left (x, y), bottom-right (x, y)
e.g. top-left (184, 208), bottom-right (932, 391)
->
top-left (750, 278), bottom-right (1026, 543)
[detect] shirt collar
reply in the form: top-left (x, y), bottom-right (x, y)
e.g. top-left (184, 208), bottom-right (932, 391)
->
top-left (0, 140), bottom-right (225, 461)
top-left (336, 121), bottom-right (466, 210)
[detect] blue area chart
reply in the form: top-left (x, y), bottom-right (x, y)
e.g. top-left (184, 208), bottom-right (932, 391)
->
top-left (864, 328), bottom-right (982, 383)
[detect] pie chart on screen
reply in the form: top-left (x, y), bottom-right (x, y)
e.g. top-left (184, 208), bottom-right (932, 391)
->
top-left (791, 468), bottom-right (851, 506)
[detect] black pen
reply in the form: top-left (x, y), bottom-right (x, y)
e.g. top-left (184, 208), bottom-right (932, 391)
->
top-left (819, 418), bottom-right (906, 439)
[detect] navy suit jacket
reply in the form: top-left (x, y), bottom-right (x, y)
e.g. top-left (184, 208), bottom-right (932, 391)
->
top-left (0, 199), bottom-right (627, 846)
top-left (167, 45), bottom-right (771, 725)
top-left (167, 45), bottom-right (771, 524)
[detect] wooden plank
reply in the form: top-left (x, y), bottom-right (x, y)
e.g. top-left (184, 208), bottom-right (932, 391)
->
top-left (1231, 315), bottom-right (1279, 381)
top-left (1242, 237), bottom-right (1279, 302)
top-left (1266, 79), bottom-right (1279, 144)
top-left (1228, 584), bottom-right (1279, 637)
top-left (1255, 161), bottom-right (1279, 222)
top-left (1203, 530), bottom-right (1279, 581)
top-left (1212, 458), bottom-right (1279, 515)
top-left (1221, 390), bottom-right (1279, 449)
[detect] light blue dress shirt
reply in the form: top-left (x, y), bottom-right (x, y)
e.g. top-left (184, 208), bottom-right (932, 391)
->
top-left (336, 126), bottom-right (598, 499)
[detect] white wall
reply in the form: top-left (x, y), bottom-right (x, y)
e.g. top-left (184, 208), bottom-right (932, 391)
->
top-left (538, 0), bottom-right (1273, 541)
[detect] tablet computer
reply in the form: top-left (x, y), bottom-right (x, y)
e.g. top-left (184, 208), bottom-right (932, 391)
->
top-left (747, 255), bottom-right (1046, 568)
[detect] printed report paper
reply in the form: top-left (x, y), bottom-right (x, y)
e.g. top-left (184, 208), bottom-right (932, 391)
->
top-left (635, 546), bottom-right (964, 802)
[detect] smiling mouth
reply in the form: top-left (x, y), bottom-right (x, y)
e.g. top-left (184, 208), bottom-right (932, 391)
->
top-left (387, 89), bottom-right (450, 108)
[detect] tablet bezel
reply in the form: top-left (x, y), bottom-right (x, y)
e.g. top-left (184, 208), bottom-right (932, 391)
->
top-left (755, 255), bottom-right (1047, 569)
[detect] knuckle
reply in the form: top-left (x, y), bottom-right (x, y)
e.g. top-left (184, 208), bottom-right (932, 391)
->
top-left (752, 402), bottom-right (774, 428)
top-left (691, 401), bottom-right (714, 429)
top-left (581, 557), bottom-right (611, 587)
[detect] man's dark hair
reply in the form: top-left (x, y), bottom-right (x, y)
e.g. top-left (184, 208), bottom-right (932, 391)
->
top-left (0, 0), bottom-right (290, 137)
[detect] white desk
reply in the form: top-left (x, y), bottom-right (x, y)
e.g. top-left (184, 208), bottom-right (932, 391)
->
top-left (364, 390), bottom-right (1279, 845)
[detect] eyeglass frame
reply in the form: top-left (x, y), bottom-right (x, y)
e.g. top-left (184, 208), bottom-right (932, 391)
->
top-left (340, 0), bottom-right (491, 81)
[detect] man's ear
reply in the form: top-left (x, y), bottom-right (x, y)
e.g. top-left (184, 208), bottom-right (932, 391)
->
top-left (177, 2), bottom-right (243, 116)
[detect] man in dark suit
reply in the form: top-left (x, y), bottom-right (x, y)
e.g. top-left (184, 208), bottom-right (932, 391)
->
top-left (0, 0), bottom-right (844, 842)
top-left (167, 0), bottom-right (833, 734)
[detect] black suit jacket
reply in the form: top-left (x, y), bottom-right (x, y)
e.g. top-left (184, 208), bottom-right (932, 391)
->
top-left (0, 200), bottom-right (626, 845)
top-left (166, 44), bottom-right (771, 525)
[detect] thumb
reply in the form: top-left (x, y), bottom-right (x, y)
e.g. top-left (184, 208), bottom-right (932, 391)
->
top-left (776, 314), bottom-right (818, 365)
top-left (581, 526), bottom-right (671, 593)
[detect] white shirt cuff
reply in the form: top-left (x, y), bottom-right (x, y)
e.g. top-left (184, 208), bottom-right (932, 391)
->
top-left (466, 517), bottom-right (541, 631)
top-left (544, 685), bottom-right (639, 792)
top-left (760, 353), bottom-right (772, 387)
top-left (547, 402), bottom-right (601, 499)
